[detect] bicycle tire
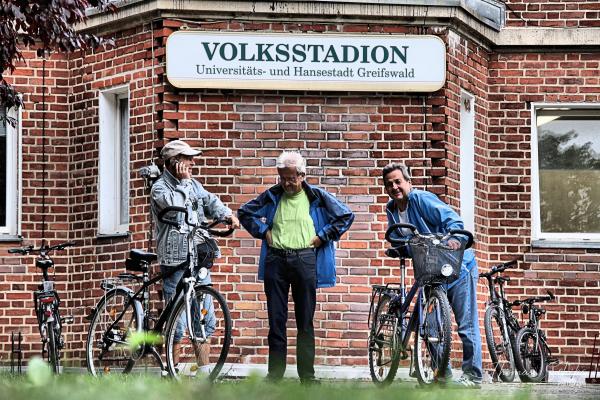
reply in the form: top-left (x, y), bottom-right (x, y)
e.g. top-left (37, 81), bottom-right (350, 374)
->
top-left (413, 287), bottom-right (452, 386)
top-left (368, 294), bottom-right (401, 385)
top-left (484, 305), bottom-right (516, 382)
top-left (86, 287), bottom-right (143, 376)
top-left (165, 285), bottom-right (232, 381)
top-left (47, 320), bottom-right (60, 374)
top-left (514, 327), bottom-right (548, 383)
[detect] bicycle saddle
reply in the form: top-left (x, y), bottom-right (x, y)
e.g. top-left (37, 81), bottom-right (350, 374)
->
top-left (129, 249), bottom-right (158, 263)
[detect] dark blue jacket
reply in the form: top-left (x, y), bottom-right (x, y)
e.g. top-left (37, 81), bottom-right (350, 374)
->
top-left (238, 182), bottom-right (355, 288)
top-left (386, 189), bottom-right (477, 289)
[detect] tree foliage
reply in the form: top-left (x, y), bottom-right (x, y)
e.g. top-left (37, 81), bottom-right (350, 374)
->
top-left (538, 129), bottom-right (600, 170)
top-left (0, 0), bottom-right (116, 117)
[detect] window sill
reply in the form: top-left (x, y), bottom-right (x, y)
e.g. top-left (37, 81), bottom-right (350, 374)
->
top-left (531, 239), bottom-right (600, 249)
top-left (97, 232), bottom-right (130, 240)
top-left (0, 235), bottom-right (23, 243)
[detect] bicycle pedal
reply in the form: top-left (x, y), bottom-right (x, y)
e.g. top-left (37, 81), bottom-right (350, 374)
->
top-left (61, 315), bottom-right (74, 324)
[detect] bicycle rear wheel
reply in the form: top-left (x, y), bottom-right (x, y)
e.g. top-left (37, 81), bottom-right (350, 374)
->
top-left (165, 285), bottom-right (232, 381)
top-left (86, 288), bottom-right (143, 376)
top-left (514, 327), bottom-right (548, 383)
top-left (414, 287), bottom-right (452, 386)
top-left (46, 320), bottom-right (60, 374)
top-left (368, 294), bottom-right (401, 385)
top-left (484, 305), bottom-right (516, 382)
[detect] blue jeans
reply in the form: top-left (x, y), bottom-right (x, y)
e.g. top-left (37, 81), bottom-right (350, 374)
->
top-left (444, 265), bottom-right (483, 383)
top-left (161, 266), bottom-right (214, 342)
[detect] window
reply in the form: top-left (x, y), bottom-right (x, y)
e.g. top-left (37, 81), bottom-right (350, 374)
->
top-left (98, 86), bottom-right (130, 235)
top-left (0, 105), bottom-right (21, 237)
top-left (531, 105), bottom-right (600, 242)
top-left (460, 91), bottom-right (475, 233)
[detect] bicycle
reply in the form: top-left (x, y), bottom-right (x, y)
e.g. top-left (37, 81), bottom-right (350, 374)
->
top-left (480, 259), bottom-right (521, 382)
top-left (85, 205), bottom-right (234, 380)
top-left (368, 223), bottom-right (473, 386)
top-left (8, 241), bottom-right (76, 373)
top-left (512, 291), bottom-right (558, 383)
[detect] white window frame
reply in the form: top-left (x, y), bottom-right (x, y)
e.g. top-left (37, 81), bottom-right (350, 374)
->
top-left (531, 103), bottom-right (600, 243)
top-left (0, 105), bottom-right (22, 237)
top-left (459, 90), bottom-right (475, 233)
top-left (98, 86), bottom-right (130, 236)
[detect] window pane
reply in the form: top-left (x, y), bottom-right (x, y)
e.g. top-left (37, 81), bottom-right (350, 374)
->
top-left (119, 97), bottom-right (129, 226)
top-left (537, 112), bottom-right (600, 234)
top-left (0, 106), bottom-right (6, 227)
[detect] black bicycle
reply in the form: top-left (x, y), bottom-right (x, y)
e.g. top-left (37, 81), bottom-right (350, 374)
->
top-left (8, 241), bottom-right (76, 373)
top-left (85, 206), bottom-right (233, 380)
top-left (368, 223), bottom-right (473, 386)
top-left (512, 291), bottom-right (558, 383)
top-left (480, 259), bottom-right (521, 382)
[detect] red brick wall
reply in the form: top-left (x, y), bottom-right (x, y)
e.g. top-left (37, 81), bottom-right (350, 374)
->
top-left (2, 14), bottom-right (599, 375)
top-left (488, 51), bottom-right (600, 369)
top-left (505, 0), bottom-right (600, 27)
top-left (66, 23), bottom-right (160, 364)
top-left (0, 51), bottom-right (72, 362)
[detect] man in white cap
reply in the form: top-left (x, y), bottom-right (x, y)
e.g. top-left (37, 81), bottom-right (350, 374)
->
top-left (150, 139), bottom-right (239, 374)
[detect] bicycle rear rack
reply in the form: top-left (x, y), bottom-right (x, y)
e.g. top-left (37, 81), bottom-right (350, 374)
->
top-left (10, 332), bottom-right (23, 374)
top-left (587, 333), bottom-right (600, 384)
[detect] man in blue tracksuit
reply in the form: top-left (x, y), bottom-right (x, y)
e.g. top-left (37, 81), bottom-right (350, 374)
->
top-left (383, 162), bottom-right (482, 388)
top-left (238, 151), bottom-right (354, 384)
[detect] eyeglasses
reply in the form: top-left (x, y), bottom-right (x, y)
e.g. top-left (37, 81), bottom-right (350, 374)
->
top-left (279, 175), bottom-right (301, 184)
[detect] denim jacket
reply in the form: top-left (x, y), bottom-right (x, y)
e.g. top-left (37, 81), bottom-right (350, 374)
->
top-left (238, 182), bottom-right (355, 288)
top-left (151, 169), bottom-right (232, 267)
top-left (386, 189), bottom-right (477, 289)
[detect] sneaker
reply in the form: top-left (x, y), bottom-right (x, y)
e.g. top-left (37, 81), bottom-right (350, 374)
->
top-left (448, 375), bottom-right (481, 389)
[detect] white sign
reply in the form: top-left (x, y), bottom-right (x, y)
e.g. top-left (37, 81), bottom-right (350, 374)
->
top-left (166, 32), bottom-right (446, 92)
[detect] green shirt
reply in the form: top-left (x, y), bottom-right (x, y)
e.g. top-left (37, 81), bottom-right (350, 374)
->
top-left (271, 190), bottom-right (316, 250)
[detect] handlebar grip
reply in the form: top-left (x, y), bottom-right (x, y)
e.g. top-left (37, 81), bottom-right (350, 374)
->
top-left (448, 229), bottom-right (474, 249)
top-left (157, 206), bottom-right (188, 228)
top-left (8, 248), bottom-right (23, 254)
top-left (202, 218), bottom-right (235, 237)
top-left (209, 227), bottom-right (235, 237)
top-left (385, 223), bottom-right (417, 244)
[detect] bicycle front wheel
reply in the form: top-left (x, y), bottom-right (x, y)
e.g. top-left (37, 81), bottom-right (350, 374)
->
top-left (368, 294), bottom-right (400, 385)
top-left (514, 327), bottom-right (548, 383)
top-left (165, 285), bottom-right (232, 381)
top-left (47, 320), bottom-right (60, 374)
top-left (414, 287), bottom-right (452, 386)
top-left (86, 288), bottom-right (142, 376)
top-left (484, 305), bottom-right (516, 382)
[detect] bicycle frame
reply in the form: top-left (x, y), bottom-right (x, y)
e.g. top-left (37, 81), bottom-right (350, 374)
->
top-left (523, 303), bottom-right (553, 363)
top-left (369, 257), bottom-right (436, 359)
top-left (99, 258), bottom-right (202, 348)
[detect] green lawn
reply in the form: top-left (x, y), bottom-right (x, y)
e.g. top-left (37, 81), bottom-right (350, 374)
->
top-left (0, 371), bottom-right (533, 400)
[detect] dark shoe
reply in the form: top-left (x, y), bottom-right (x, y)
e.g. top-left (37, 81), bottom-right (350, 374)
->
top-left (265, 374), bottom-right (283, 383)
top-left (300, 377), bottom-right (320, 385)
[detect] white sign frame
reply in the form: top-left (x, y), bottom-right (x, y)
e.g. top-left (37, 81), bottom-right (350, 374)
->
top-left (166, 31), bottom-right (446, 92)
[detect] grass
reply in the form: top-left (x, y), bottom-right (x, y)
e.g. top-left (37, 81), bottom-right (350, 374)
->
top-left (0, 370), bottom-right (537, 400)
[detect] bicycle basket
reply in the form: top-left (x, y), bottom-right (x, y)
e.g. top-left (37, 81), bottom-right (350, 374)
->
top-left (195, 237), bottom-right (218, 269)
top-left (409, 236), bottom-right (465, 285)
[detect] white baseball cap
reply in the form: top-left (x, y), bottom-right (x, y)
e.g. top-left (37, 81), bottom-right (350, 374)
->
top-left (161, 140), bottom-right (202, 159)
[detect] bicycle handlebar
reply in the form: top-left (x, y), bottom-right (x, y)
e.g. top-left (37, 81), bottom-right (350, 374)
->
top-left (385, 223), bottom-right (474, 249)
top-left (479, 259), bottom-right (519, 278)
top-left (157, 205), bottom-right (235, 237)
top-left (8, 241), bottom-right (76, 255)
top-left (512, 291), bottom-right (555, 307)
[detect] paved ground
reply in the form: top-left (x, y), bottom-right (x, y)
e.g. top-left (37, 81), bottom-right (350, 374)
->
top-left (222, 364), bottom-right (600, 399)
